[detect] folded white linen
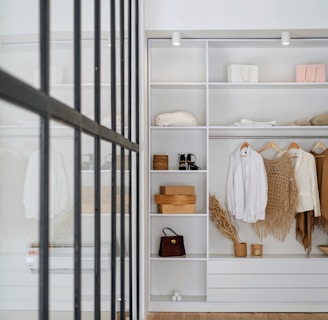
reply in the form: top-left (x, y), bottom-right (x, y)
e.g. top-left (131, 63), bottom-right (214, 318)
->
top-left (155, 111), bottom-right (197, 126)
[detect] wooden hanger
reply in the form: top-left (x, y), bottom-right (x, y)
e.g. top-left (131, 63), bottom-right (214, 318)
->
top-left (257, 141), bottom-right (284, 154)
top-left (312, 141), bottom-right (327, 152)
top-left (240, 141), bottom-right (249, 150)
top-left (287, 142), bottom-right (300, 151)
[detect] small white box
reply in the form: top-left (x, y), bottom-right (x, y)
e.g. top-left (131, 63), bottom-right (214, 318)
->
top-left (227, 64), bottom-right (258, 83)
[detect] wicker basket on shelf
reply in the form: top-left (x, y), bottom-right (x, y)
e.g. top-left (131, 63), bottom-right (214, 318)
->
top-left (234, 242), bottom-right (247, 257)
top-left (251, 244), bottom-right (263, 257)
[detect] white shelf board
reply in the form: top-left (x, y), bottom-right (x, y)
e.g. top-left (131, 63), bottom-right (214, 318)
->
top-left (150, 213), bottom-right (207, 217)
top-left (209, 253), bottom-right (327, 260)
top-left (150, 170), bottom-right (207, 174)
top-left (151, 254), bottom-right (207, 261)
top-left (150, 295), bottom-right (207, 303)
top-left (150, 82), bottom-right (206, 88)
top-left (209, 82), bottom-right (328, 89)
top-left (150, 126), bottom-right (207, 130)
top-left (209, 126), bottom-right (328, 138)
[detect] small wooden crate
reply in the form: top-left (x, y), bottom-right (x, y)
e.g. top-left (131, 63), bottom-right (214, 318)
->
top-left (155, 194), bottom-right (196, 205)
top-left (153, 155), bottom-right (168, 170)
top-left (160, 185), bottom-right (195, 195)
top-left (158, 204), bottom-right (196, 214)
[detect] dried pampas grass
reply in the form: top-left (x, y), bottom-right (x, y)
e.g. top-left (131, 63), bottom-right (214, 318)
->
top-left (209, 193), bottom-right (240, 244)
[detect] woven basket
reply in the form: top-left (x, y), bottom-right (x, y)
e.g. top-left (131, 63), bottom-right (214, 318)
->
top-left (234, 242), bottom-right (247, 257)
top-left (251, 244), bottom-right (263, 257)
top-left (318, 245), bottom-right (328, 255)
top-left (153, 155), bottom-right (168, 170)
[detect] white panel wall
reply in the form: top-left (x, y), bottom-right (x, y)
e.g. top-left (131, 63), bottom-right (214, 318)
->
top-left (144, 0), bottom-right (328, 34)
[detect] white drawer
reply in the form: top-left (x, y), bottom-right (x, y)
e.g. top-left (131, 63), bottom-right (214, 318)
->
top-left (208, 258), bottom-right (327, 274)
top-left (208, 288), bottom-right (328, 303)
top-left (208, 274), bottom-right (328, 288)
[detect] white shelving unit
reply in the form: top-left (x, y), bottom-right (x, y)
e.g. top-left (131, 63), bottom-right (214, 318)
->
top-left (148, 38), bottom-right (328, 312)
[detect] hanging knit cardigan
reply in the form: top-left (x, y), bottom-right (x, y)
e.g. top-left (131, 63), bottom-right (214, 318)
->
top-left (253, 153), bottom-right (298, 241)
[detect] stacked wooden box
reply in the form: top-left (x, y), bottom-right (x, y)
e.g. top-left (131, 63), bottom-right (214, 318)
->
top-left (155, 186), bottom-right (196, 214)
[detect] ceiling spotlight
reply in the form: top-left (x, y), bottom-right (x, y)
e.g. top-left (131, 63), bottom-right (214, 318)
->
top-left (281, 31), bottom-right (290, 46)
top-left (172, 32), bottom-right (181, 46)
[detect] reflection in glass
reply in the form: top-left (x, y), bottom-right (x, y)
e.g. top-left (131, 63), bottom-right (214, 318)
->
top-left (49, 120), bottom-right (74, 319)
top-left (0, 102), bottom-right (40, 318)
top-left (0, 2), bottom-right (40, 89)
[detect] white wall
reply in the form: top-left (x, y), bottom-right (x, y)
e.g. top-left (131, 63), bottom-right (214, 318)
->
top-left (144, 0), bottom-right (328, 37)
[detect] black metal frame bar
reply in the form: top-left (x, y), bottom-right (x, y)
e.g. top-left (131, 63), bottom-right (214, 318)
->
top-left (73, 0), bottom-right (82, 320)
top-left (110, 0), bottom-right (117, 319)
top-left (39, 1), bottom-right (50, 319)
top-left (119, 0), bottom-right (126, 319)
top-left (0, 0), bottom-right (140, 319)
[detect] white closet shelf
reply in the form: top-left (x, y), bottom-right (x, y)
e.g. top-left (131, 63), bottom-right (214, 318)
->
top-left (150, 254), bottom-right (207, 261)
top-left (150, 295), bottom-right (207, 303)
top-left (150, 126), bottom-right (207, 130)
top-left (150, 170), bottom-right (207, 173)
top-left (209, 126), bottom-right (328, 138)
top-left (209, 254), bottom-right (327, 259)
top-left (150, 213), bottom-right (207, 217)
top-left (150, 82), bottom-right (206, 88)
top-left (151, 82), bottom-right (328, 89)
top-left (209, 82), bottom-right (328, 89)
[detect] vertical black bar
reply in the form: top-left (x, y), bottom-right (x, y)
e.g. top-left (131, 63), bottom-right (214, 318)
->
top-left (120, 145), bottom-right (125, 320)
top-left (74, 130), bottom-right (82, 320)
top-left (39, 0), bottom-right (50, 319)
top-left (110, 0), bottom-right (117, 319)
top-left (74, 1), bottom-right (82, 320)
top-left (119, 0), bottom-right (126, 319)
top-left (94, 137), bottom-right (101, 320)
top-left (127, 0), bottom-right (133, 319)
top-left (134, 0), bottom-right (140, 318)
top-left (39, 117), bottom-right (50, 320)
top-left (40, 0), bottom-right (50, 94)
top-left (94, 0), bottom-right (101, 319)
top-left (111, 144), bottom-right (117, 320)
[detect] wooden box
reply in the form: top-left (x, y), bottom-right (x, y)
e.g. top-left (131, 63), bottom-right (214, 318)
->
top-left (158, 204), bottom-right (196, 214)
top-left (160, 185), bottom-right (195, 195)
top-left (155, 194), bottom-right (196, 205)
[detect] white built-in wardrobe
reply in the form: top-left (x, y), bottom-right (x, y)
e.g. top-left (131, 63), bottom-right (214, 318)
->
top-left (147, 38), bottom-right (328, 312)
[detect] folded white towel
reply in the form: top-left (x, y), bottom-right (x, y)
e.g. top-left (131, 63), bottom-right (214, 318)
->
top-left (233, 118), bottom-right (276, 127)
top-left (155, 111), bottom-right (197, 127)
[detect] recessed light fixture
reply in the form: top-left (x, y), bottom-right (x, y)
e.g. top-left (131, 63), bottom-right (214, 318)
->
top-left (172, 32), bottom-right (181, 46)
top-left (281, 31), bottom-right (290, 46)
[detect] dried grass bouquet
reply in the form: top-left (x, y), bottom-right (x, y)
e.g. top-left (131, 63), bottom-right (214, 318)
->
top-left (209, 193), bottom-right (240, 244)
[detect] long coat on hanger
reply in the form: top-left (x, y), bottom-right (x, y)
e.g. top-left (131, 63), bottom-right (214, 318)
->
top-left (293, 148), bottom-right (321, 217)
top-left (226, 146), bottom-right (268, 223)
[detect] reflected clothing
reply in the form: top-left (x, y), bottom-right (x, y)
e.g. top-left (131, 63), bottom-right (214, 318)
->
top-left (23, 150), bottom-right (70, 220)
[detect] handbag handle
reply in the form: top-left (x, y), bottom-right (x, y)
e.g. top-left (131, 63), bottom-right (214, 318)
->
top-left (240, 66), bottom-right (251, 83)
top-left (304, 65), bottom-right (317, 82)
top-left (162, 227), bottom-right (180, 237)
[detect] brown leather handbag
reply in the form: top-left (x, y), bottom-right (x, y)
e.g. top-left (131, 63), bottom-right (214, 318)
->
top-left (158, 227), bottom-right (186, 257)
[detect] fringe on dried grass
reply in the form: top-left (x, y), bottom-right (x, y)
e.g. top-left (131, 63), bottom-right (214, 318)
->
top-left (209, 193), bottom-right (240, 244)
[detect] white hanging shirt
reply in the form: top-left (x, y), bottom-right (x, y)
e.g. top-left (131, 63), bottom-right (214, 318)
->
top-left (226, 146), bottom-right (268, 223)
top-left (23, 150), bottom-right (70, 220)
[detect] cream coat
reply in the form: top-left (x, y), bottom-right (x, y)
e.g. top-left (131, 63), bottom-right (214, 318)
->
top-left (290, 148), bottom-right (321, 216)
top-left (226, 146), bottom-right (268, 223)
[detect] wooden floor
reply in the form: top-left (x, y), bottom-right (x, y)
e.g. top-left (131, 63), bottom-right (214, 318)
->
top-left (147, 313), bottom-right (328, 320)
